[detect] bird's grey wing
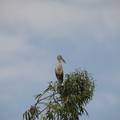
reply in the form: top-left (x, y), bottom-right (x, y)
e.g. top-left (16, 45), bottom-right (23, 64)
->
top-left (55, 69), bottom-right (63, 84)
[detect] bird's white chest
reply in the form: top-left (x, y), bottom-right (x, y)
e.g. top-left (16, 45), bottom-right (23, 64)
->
top-left (55, 63), bottom-right (63, 74)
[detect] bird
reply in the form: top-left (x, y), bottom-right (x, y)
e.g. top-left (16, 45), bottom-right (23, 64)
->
top-left (55, 55), bottom-right (66, 84)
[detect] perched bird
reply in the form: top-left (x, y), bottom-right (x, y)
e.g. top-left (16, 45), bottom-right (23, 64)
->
top-left (55, 55), bottom-right (66, 84)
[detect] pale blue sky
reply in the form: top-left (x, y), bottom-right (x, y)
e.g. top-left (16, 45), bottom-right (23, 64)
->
top-left (0, 0), bottom-right (120, 120)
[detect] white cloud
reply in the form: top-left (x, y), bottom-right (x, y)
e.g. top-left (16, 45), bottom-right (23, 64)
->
top-left (0, 0), bottom-right (119, 29)
top-left (90, 92), bottom-right (120, 110)
top-left (0, 0), bottom-right (119, 45)
top-left (0, 0), bottom-right (82, 28)
top-left (0, 32), bottom-right (54, 105)
top-left (0, 35), bottom-right (25, 53)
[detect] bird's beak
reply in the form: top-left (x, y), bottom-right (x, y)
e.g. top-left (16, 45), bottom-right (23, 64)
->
top-left (62, 58), bottom-right (66, 64)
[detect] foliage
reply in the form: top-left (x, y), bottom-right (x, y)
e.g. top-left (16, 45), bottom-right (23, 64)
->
top-left (23, 69), bottom-right (95, 120)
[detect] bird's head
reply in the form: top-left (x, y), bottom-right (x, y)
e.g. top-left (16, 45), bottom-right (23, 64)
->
top-left (57, 55), bottom-right (66, 63)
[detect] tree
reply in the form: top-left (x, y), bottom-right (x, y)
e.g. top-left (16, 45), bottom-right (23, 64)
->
top-left (23, 69), bottom-right (95, 120)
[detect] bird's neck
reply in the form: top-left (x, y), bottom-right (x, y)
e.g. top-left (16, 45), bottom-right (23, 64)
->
top-left (57, 60), bottom-right (62, 64)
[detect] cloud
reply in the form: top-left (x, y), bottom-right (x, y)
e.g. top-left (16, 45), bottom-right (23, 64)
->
top-left (94, 93), bottom-right (120, 109)
top-left (0, 34), bottom-right (25, 53)
top-left (85, 91), bottom-right (120, 120)
top-left (0, 34), bottom-right (55, 119)
top-left (0, 0), bottom-right (119, 49)
top-left (0, 0), bottom-right (119, 30)
top-left (0, 0), bottom-right (82, 28)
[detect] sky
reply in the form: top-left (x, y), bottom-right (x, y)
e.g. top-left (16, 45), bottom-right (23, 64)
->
top-left (0, 0), bottom-right (120, 120)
